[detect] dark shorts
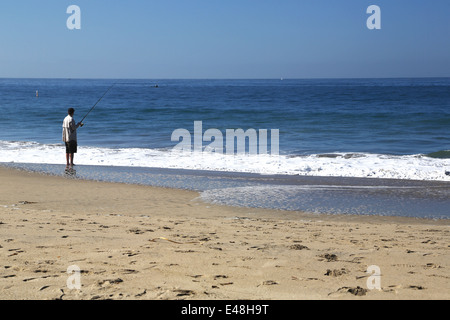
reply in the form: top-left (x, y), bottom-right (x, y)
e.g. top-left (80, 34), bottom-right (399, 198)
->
top-left (65, 141), bottom-right (77, 154)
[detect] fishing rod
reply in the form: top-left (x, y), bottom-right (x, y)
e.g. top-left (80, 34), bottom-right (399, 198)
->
top-left (79, 83), bottom-right (115, 124)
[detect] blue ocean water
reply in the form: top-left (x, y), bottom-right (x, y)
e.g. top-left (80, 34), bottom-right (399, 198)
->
top-left (1, 78), bottom-right (449, 219)
top-left (0, 77), bottom-right (449, 156)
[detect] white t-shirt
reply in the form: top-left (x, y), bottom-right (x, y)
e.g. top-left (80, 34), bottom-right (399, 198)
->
top-left (62, 115), bottom-right (78, 142)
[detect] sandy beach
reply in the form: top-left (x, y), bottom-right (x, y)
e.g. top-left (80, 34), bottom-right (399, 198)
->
top-left (0, 166), bottom-right (448, 300)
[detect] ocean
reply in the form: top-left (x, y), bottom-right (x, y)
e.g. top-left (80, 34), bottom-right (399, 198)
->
top-left (0, 78), bottom-right (449, 218)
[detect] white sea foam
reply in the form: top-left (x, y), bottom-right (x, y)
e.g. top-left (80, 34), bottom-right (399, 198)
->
top-left (1, 140), bottom-right (449, 181)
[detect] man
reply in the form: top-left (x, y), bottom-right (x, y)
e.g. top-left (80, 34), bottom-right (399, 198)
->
top-left (62, 108), bottom-right (83, 169)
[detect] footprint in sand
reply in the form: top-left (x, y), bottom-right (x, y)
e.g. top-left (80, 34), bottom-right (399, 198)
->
top-left (173, 289), bottom-right (195, 297)
top-left (408, 285), bottom-right (426, 290)
top-left (330, 286), bottom-right (368, 296)
top-left (318, 253), bottom-right (338, 262)
top-left (290, 244), bottom-right (309, 250)
top-left (324, 268), bottom-right (348, 277)
top-left (98, 278), bottom-right (123, 287)
top-left (261, 280), bottom-right (278, 286)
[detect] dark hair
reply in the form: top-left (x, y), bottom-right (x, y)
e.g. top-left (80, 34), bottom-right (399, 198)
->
top-left (68, 108), bottom-right (75, 115)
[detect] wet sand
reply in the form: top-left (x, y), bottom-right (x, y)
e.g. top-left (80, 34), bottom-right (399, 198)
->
top-left (0, 166), bottom-right (448, 300)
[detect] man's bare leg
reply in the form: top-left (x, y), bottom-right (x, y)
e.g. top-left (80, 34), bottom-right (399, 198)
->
top-left (66, 153), bottom-right (74, 168)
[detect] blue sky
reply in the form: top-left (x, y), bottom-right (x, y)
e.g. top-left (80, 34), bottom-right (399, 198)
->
top-left (0, 0), bottom-right (449, 79)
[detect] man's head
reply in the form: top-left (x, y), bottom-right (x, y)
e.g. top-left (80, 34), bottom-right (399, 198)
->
top-left (68, 108), bottom-right (75, 116)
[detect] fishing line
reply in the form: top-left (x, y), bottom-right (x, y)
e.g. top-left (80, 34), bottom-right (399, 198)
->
top-left (80, 83), bottom-right (115, 123)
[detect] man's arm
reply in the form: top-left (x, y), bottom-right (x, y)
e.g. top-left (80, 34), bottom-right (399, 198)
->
top-left (70, 119), bottom-right (83, 130)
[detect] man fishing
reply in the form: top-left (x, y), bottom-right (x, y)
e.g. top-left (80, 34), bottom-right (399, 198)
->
top-left (61, 84), bottom-right (114, 171)
top-left (62, 108), bottom-right (83, 169)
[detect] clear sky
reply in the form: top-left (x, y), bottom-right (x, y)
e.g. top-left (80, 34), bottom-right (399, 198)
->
top-left (0, 0), bottom-right (449, 79)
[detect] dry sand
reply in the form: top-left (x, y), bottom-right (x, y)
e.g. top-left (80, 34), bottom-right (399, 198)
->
top-left (0, 166), bottom-right (448, 300)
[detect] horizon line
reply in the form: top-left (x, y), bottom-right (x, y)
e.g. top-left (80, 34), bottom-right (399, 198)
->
top-left (1, 76), bottom-right (450, 81)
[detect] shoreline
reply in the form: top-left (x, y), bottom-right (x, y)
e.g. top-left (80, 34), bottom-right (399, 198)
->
top-left (0, 166), bottom-right (448, 300)
top-left (2, 164), bottom-right (448, 225)
top-left (2, 162), bottom-right (449, 220)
